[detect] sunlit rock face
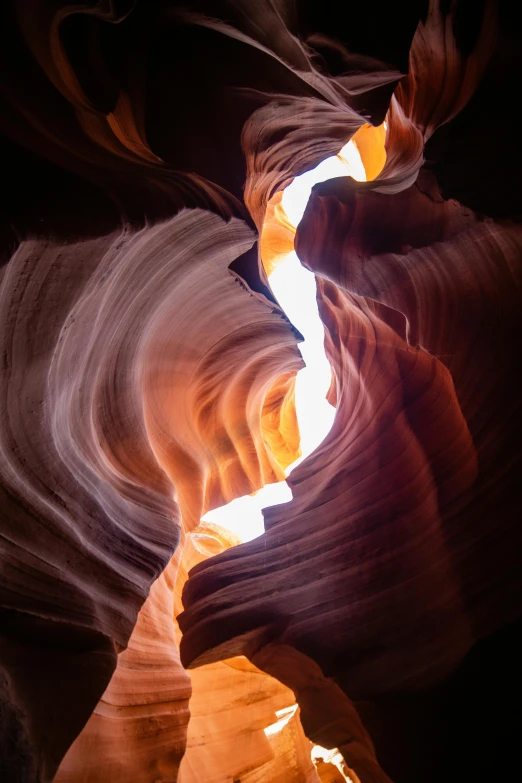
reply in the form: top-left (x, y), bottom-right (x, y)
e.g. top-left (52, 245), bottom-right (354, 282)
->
top-left (1, 1), bottom-right (521, 782)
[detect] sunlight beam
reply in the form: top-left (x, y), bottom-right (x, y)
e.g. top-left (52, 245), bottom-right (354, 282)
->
top-left (202, 139), bottom-right (367, 541)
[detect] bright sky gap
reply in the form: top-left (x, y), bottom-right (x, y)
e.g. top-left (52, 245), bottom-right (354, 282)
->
top-left (202, 140), bottom-right (367, 541)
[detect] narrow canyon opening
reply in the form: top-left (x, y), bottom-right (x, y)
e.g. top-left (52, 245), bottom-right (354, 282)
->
top-left (176, 125), bottom-right (387, 783)
top-left (3, 4), bottom-right (522, 783)
top-left (201, 130), bottom-right (380, 541)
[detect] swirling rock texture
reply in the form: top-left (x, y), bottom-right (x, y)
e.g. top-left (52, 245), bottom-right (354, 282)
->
top-left (55, 523), bottom-right (322, 783)
top-left (1, 1), bottom-right (521, 782)
top-left (174, 523), bottom-right (323, 783)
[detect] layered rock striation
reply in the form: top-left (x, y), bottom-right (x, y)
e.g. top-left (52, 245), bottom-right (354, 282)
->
top-left (1, 1), bottom-right (521, 782)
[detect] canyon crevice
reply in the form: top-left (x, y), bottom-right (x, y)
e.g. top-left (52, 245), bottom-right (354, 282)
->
top-left (1, 2), bottom-right (521, 782)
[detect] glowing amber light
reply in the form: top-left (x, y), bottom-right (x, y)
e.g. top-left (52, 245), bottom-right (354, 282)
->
top-left (203, 127), bottom-right (386, 541)
top-left (311, 744), bottom-right (359, 782)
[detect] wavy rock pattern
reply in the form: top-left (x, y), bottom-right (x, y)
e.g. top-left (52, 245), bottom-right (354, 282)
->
top-left (0, 212), bottom-right (300, 781)
top-left (56, 523), bottom-right (322, 783)
top-left (175, 523), bottom-right (322, 783)
top-left (1, 0), bottom-right (521, 782)
top-left (55, 550), bottom-right (191, 783)
top-left (179, 2), bottom-right (522, 782)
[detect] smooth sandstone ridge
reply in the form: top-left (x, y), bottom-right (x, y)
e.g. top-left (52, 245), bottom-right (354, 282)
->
top-left (1, 1), bottom-right (521, 782)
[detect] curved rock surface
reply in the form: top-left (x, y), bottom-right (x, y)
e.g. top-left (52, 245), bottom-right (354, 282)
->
top-left (56, 523), bottom-right (324, 783)
top-left (179, 2), bottom-right (522, 781)
top-left (1, 1), bottom-right (521, 782)
top-left (176, 523), bottom-right (322, 783)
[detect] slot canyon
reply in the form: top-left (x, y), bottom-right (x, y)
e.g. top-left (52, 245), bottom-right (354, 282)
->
top-left (0, 2), bottom-right (521, 782)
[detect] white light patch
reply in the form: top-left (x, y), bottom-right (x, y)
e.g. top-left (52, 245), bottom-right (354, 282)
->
top-left (264, 704), bottom-right (299, 737)
top-left (201, 140), bottom-right (366, 542)
top-left (282, 139), bottom-right (366, 227)
top-left (201, 481), bottom-right (293, 541)
top-left (311, 745), bottom-right (357, 782)
top-left (269, 251), bottom-right (336, 469)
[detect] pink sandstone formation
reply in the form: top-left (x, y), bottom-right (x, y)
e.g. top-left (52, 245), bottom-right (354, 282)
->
top-left (1, 1), bottom-right (521, 782)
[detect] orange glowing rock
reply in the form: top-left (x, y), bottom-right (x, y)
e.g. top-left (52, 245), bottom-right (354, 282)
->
top-left (1, 2), bottom-right (521, 782)
top-left (176, 524), bottom-right (320, 783)
top-left (260, 191), bottom-right (297, 277)
top-left (261, 372), bottom-right (302, 472)
top-left (55, 554), bottom-right (191, 783)
top-left (350, 123), bottom-right (387, 182)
